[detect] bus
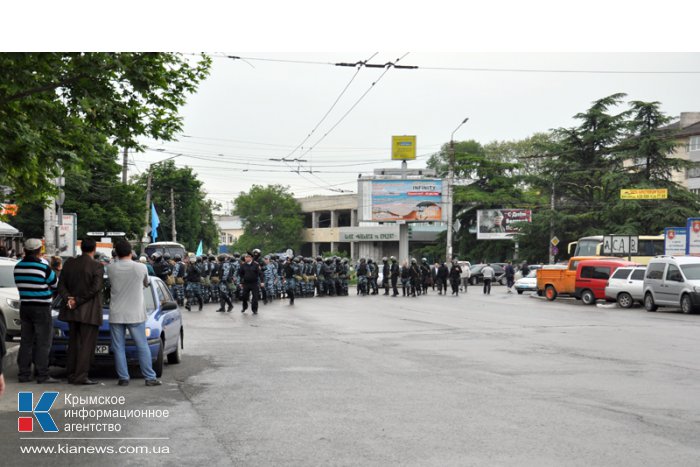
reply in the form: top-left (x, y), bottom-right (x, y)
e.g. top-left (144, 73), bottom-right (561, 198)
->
top-left (145, 241), bottom-right (187, 259)
top-left (567, 235), bottom-right (664, 265)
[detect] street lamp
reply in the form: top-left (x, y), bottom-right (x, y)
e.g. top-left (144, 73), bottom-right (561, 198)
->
top-left (446, 117), bottom-right (469, 264)
top-left (141, 153), bottom-right (184, 253)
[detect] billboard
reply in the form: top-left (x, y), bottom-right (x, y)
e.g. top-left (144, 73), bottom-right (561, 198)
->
top-left (477, 209), bottom-right (531, 240)
top-left (620, 189), bottom-right (668, 199)
top-left (368, 179), bottom-right (444, 222)
top-left (686, 218), bottom-right (700, 256)
top-left (664, 227), bottom-right (687, 255)
top-left (391, 136), bottom-right (417, 160)
top-left (59, 213), bottom-right (77, 257)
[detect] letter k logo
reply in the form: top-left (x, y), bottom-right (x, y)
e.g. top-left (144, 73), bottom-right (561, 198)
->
top-left (18, 392), bottom-right (59, 432)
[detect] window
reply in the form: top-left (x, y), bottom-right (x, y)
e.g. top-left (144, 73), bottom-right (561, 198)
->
top-left (690, 136), bottom-right (700, 152)
top-left (637, 239), bottom-right (664, 257)
top-left (688, 163), bottom-right (700, 179)
top-left (154, 282), bottom-right (166, 304)
top-left (666, 264), bottom-right (683, 282)
top-left (646, 262), bottom-right (665, 280)
top-left (143, 287), bottom-right (156, 313)
top-left (569, 260), bottom-right (580, 271)
top-left (680, 264), bottom-right (700, 280)
top-left (631, 269), bottom-right (646, 281)
top-left (580, 266), bottom-right (611, 280)
top-left (611, 268), bottom-right (631, 280)
top-left (158, 282), bottom-right (174, 301)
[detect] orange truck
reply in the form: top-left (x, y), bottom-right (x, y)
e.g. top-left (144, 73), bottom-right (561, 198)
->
top-left (537, 256), bottom-right (620, 301)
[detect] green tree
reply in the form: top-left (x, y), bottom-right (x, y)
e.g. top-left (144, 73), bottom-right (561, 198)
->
top-left (0, 52), bottom-right (211, 205)
top-left (133, 161), bottom-right (219, 253)
top-left (233, 185), bottom-right (303, 254)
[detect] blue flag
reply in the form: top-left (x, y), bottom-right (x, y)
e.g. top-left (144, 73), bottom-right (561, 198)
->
top-left (195, 240), bottom-right (203, 256)
top-left (151, 203), bottom-right (160, 242)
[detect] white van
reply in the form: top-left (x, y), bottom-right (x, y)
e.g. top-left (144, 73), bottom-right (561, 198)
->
top-left (643, 256), bottom-right (700, 314)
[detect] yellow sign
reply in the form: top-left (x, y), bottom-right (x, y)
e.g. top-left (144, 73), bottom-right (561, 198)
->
top-left (620, 189), bottom-right (668, 200)
top-left (391, 135), bottom-right (417, 160)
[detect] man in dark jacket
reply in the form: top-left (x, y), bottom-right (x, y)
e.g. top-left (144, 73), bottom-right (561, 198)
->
top-left (239, 252), bottom-right (263, 314)
top-left (58, 238), bottom-right (104, 385)
top-left (390, 256), bottom-right (400, 297)
top-left (382, 257), bottom-right (390, 295)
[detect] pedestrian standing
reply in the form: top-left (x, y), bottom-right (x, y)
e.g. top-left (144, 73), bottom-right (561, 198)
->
top-left (14, 238), bottom-right (59, 383)
top-left (239, 252), bottom-right (263, 314)
top-left (449, 261), bottom-right (463, 295)
top-left (382, 257), bottom-right (390, 295)
top-left (0, 311), bottom-right (7, 396)
top-left (437, 262), bottom-right (449, 295)
top-left (50, 256), bottom-right (63, 279)
top-left (184, 257), bottom-right (204, 311)
top-left (390, 256), bottom-right (400, 297)
top-left (505, 261), bottom-right (516, 293)
top-left (461, 263), bottom-right (471, 293)
top-left (57, 238), bottom-right (104, 385)
top-left (106, 240), bottom-right (161, 387)
top-left (482, 263), bottom-right (495, 295)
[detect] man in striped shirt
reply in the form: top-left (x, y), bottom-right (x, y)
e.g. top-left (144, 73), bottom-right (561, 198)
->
top-left (14, 238), bottom-right (59, 383)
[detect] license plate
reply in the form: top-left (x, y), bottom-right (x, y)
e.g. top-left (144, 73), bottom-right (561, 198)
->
top-left (95, 345), bottom-right (110, 355)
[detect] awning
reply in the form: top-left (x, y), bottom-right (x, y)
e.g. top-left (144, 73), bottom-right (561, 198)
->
top-left (0, 220), bottom-right (22, 237)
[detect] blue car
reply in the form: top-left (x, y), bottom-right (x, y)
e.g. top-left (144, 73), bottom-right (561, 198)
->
top-left (49, 276), bottom-right (183, 377)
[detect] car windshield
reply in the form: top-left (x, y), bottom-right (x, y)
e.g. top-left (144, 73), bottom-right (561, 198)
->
top-left (680, 264), bottom-right (700, 280)
top-left (526, 270), bottom-right (537, 278)
top-left (0, 266), bottom-right (15, 287)
top-left (470, 265), bottom-right (483, 273)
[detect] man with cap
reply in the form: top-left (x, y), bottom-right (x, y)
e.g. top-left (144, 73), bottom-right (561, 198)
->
top-left (239, 252), bottom-right (263, 314)
top-left (14, 238), bottom-right (59, 383)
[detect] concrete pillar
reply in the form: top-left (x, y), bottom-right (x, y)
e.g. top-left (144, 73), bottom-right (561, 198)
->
top-left (399, 223), bottom-right (409, 264)
top-left (311, 211), bottom-right (319, 229)
top-left (330, 241), bottom-right (336, 253)
top-left (350, 209), bottom-right (357, 227)
top-left (350, 241), bottom-right (355, 261)
top-left (312, 242), bottom-right (318, 257)
top-left (331, 210), bottom-right (338, 228)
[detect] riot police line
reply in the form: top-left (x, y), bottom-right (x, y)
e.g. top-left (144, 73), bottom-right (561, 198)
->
top-left (144, 250), bottom-right (463, 313)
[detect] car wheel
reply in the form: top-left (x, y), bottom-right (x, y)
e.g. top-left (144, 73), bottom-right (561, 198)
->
top-left (499, 277), bottom-right (507, 286)
top-left (644, 293), bottom-right (658, 312)
top-left (154, 339), bottom-right (164, 378)
top-left (617, 292), bottom-right (633, 309)
top-left (545, 285), bottom-right (557, 301)
top-left (581, 290), bottom-right (596, 305)
top-left (681, 294), bottom-right (695, 314)
top-left (517, 290), bottom-right (523, 295)
top-left (167, 330), bottom-right (183, 364)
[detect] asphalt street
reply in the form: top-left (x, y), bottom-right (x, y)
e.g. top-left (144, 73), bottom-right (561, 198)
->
top-left (2, 287), bottom-right (700, 466)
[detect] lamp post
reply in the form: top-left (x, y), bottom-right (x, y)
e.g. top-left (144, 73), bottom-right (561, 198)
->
top-left (141, 153), bottom-right (184, 254)
top-left (446, 117), bottom-right (469, 264)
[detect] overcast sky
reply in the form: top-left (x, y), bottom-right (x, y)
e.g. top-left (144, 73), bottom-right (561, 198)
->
top-left (5, 2), bottom-right (699, 213)
top-left (130, 52), bottom-right (700, 211)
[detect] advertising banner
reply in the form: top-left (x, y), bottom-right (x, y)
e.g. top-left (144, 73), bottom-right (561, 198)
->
top-left (620, 189), bottom-right (668, 199)
top-left (664, 227), bottom-right (687, 255)
top-left (477, 209), bottom-right (531, 240)
top-left (686, 218), bottom-right (700, 256)
top-left (369, 179), bottom-right (443, 222)
top-left (59, 213), bottom-right (77, 257)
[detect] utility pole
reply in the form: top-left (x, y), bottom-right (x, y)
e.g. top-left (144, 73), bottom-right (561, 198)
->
top-left (171, 187), bottom-right (177, 242)
top-left (122, 147), bottom-right (128, 184)
top-left (549, 182), bottom-right (555, 264)
top-left (446, 117), bottom-right (469, 264)
top-left (141, 169), bottom-right (152, 255)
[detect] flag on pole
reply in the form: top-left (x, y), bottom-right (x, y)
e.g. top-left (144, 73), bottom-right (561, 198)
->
top-left (195, 240), bottom-right (203, 256)
top-left (151, 203), bottom-right (160, 242)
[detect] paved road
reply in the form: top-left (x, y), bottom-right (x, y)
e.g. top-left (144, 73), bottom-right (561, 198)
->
top-left (2, 288), bottom-right (700, 466)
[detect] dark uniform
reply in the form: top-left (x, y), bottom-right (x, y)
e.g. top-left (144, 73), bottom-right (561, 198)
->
top-left (185, 259), bottom-right (203, 311)
top-left (390, 257), bottom-right (400, 296)
top-left (239, 255), bottom-right (263, 314)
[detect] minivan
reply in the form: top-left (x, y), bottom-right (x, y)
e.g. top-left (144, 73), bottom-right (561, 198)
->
top-left (574, 259), bottom-right (639, 305)
top-left (643, 256), bottom-right (700, 314)
top-left (604, 265), bottom-right (647, 308)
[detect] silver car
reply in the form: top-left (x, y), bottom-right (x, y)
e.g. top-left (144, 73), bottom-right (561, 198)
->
top-left (604, 266), bottom-right (646, 308)
top-left (0, 257), bottom-right (20, 340)
top-left (644, 256), bottom-right (700, 314)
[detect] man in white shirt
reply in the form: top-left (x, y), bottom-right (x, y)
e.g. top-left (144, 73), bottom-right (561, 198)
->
top-left (106, 240), bottom-right (161, 387)
top-left (482, 263), bottom-right (495, 295)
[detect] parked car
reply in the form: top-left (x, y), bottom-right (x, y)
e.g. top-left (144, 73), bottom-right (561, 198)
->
top-left (604, 266), bottom-right (647, 308)
top-left (514, 269), bottom-right (538, 294)
top-left (0, 257), bottom-right (20, 340)
top-left (574, 259), bottom-right (639, 305)
top-left (469, 264), bottom-right (506, 285)
top-left (643, 256), bottom-right (700, 314)
top-left (49, 276), bottom-right (183, 376)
